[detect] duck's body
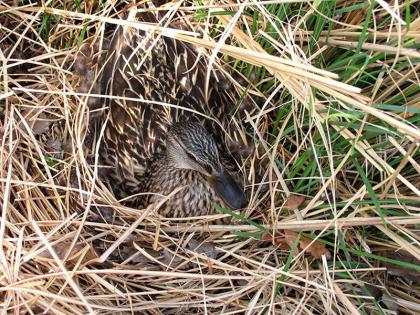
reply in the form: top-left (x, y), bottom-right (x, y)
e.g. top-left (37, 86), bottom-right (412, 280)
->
top-left (99, 17), bottom-right (247, 216)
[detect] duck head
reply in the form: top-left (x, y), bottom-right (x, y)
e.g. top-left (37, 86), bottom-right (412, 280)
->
top-left (166, 121), bottom-right (247, 210)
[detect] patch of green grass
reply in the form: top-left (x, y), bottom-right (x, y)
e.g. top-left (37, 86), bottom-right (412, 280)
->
top-left (276, 232), bottom-right (300, 293)
top-left (214, 204), bottom-right (268, 232)
top-left (77, 24), bottom-right (88, 46)
top-left (39, 13), bottom-right (52, 40)
top-left (309, 234), bottom-right (420, 271)
top-left (35, 156), bottom-right (67, 171)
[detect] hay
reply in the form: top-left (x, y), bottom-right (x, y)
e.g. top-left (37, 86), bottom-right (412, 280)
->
top-left (1, 1), bottom-right (419, 314)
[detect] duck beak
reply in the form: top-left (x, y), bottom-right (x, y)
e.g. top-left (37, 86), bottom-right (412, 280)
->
top-left (208, 169), bottom-right (247, 209)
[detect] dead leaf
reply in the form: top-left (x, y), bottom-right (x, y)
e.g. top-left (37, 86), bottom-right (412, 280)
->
top-left (46, 139), bottom-right (62, 151)
top-left (288, 230), bottom-right (331, 259)
top-left (186, 239), bottom-right (218, 272)
top-left (284, 195), bottom-right (305, 210)
top-left (263, 230), bottom-right (331, 259)
top-left (161, 249), bottom-right (186, 269)
top-left (36, 240), bottom-right (98, 264)
top-left (262, 232), bottom-right (288, 249)
top-left (21, 109), bottom-right (51, 135)
top-left (186, 239), bottom-right (218, 259)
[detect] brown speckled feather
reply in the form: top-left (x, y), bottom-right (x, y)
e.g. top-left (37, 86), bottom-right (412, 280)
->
top-left (100, 20), bottom-right (236, 204)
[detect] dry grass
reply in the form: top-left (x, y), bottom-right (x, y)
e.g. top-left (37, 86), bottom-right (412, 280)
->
top-left (1, 0), bottom-right (419, 314)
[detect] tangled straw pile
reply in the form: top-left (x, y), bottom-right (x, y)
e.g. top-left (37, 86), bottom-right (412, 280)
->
top-left (1, 1), bottom-right (419, 314)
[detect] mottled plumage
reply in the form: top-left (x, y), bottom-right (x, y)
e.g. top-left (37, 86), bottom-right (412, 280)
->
top-left (99, 16), bottom-right (247, 216)
top-left (135, 122), bottom-right (227, 216)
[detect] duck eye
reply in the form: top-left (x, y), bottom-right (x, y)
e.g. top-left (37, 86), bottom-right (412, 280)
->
top-left (185, 151), bottom-right (213, 174)
top-left (186, 151), bottom-right (198, 163)
top-left (202, 163), bottom-right (213, 174)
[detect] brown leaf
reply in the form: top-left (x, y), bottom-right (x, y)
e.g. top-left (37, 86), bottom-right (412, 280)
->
top-left (283, 195), bottom-right (305, 210)
top-left (161, 249), bottom-right (186, 269)
top-left (262, 232), bottom-right (289, 249)
top-left (21, 109), bottom-right (51, 135)
top-left (186, 239), bottom-right (218, 259)
top-left (291, 231), bottom-right (331, 259)
top-left (46, 139), bottom-right (63, 151)
top-left (284, 230), bottom-right (299, 248)
top-left (263, 230), bottom-right (331, 259)
top-left (262, 232), bottom-right (272, 241)
top-left (36, 240), bottom-right (98, 264)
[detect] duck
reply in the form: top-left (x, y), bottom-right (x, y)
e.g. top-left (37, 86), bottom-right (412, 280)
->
top-left (97, 12), bottom-right (248, 217)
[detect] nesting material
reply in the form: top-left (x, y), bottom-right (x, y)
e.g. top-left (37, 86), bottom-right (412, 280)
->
top-left (1, 1), bottom-right (419, 314)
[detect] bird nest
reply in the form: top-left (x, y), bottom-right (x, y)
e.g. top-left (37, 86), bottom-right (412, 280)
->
top-left (1, 1), bottom-right (420, 314)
